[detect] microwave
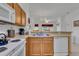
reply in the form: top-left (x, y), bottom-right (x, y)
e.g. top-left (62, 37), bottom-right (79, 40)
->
top-left (0, 3), bottom-right (15, 23)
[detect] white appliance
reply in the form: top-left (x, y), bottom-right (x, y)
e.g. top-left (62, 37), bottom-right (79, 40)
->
top-left (54, 37), bottom-right (68, 56)
top-left (0, 3), bottom-right (15, 23)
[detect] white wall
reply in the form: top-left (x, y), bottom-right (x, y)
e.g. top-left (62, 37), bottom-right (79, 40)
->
top-left (61, 8), bottom-right (79, 44)
top-left (28, 18), bottom-right (57, 31)
top-left (0, 24), bottom-right (25, 35)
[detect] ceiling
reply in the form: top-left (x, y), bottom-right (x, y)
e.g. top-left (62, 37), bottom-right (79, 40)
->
top-left (19, 3), bottom-right (79, 24)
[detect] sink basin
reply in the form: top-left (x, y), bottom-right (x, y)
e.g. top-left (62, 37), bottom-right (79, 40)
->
top-left (32, 33), bottom-right (49, 37)
top-left (0, 47), bottom-right (7, 52)
top-left (11, 39), bottom-right (21, 42)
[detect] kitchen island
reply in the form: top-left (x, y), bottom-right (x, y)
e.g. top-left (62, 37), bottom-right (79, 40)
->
top-left (26, 31), bottom-right (71, 56)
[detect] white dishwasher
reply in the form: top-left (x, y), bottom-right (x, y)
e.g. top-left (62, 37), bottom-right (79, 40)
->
top-left (54, 37), bottom-right (68, 56)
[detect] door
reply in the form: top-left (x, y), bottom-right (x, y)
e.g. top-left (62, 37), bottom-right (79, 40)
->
top-left (8, 3), bottom-right (26, 26)
top-left (26, 37), bottom-right (41, 56)
top-left (26, 37), bottom-right (54, 56)
top-left (21, 10), bottom-right (26, 26)
top-left (42, 37), bottom-right (54, 56)
top-left (14, 4), bottom-right (22, 25)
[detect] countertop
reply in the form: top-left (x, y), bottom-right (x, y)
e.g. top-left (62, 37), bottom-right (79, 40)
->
top-left (0, 39), bottom-right (24, 56)
top-left (31, 31), bottom-right (72, 33)
top-left (26, 35), bottom-right (53, 38)
top-left (26, 32), bottom-right (71, 38)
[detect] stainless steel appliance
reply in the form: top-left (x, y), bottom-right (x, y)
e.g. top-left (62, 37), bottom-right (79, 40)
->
top-left (7, 29), bottom-right (15, 38)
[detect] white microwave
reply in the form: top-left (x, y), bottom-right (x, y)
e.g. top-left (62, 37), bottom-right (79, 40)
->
top-left (0, 3), bottom-right (15, 23)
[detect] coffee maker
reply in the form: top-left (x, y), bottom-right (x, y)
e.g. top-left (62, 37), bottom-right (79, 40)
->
top-left (19, 28), bottom-right (25, 35)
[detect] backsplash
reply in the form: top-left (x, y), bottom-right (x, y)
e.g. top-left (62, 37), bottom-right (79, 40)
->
top-left (0, 24), bottom-right (25, 34)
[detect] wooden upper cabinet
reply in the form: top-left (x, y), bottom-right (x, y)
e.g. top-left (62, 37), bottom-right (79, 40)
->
top-left (7, 3), bottom-right (14, 8)
top-left (7, 3), bottom-right (26, 26)
top-left (21, 10), bottom-right (26, 26)
top-left (14, 4), bottom-right (22, 25)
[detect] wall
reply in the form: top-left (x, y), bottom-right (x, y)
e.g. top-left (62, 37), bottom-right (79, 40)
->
top-left (61, 8), bottom-right (79, 44)
top-left (0, 24), bottom-right (25, 35)
top-left (19, 3), bottom-right (58, 32)
top-left (29, 18), bottom-right (57, 31)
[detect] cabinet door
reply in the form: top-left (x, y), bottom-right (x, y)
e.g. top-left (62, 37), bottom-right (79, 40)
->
top-left (0, 4), bottom-right (15, 23)
top-left (14, 4), bottom-right (22, 25)
top-left (8, 3), bottom-right (26, 26)
top-left (26, 38), bottom-right (41, 56)
top-left (21, 10), bottom-right (26, 26)
top-left (7, 3), bottom-right (14, 8)
top-left (42, 37), bottom-right (54, 56)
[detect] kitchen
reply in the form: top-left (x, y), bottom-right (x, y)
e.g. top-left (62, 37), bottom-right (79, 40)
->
top-left (0, 3), bottom-right (79, 56)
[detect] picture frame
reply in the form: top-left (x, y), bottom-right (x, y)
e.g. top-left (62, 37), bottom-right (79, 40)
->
top-left (73, 20), bottom-right (79, 26)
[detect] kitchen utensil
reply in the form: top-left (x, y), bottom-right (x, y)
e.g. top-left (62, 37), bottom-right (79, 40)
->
top-left (0, 33), bottom-right (8, 46)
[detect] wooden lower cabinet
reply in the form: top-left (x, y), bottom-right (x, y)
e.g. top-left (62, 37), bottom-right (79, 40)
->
top-left (42, 38), bottom-right (54, 56)
top-left (26, 37), bottom-right (54, 56)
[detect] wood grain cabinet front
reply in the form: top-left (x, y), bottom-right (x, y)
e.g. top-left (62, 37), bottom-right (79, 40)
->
top-left (7, 3), bottom-right (26, 26)
top-left (14, 4), bottom-right (22, 25)
top-left (26, 37), bottom-right (54, 56)
top-left (21, 10), bottom-right (26, 26)
top-left (27, 38), bottom-right (41, 56)
top-left (42, 38), bottom-right (54, 56)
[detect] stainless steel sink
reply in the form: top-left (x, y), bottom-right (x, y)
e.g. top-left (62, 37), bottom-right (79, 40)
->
top-left (32, 33), bottom-right (49, 37)
top-left (0, 47), bottom-right (7, 52)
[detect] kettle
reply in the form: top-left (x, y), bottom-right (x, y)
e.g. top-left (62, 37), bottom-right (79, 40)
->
top-left (0, 33), bottom-right (8, 46)
top-left (7, 28), bottom-right (15, 38)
